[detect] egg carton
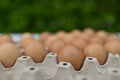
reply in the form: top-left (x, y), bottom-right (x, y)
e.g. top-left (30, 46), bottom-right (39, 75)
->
top-left (0, 52), bottom-right (120, 80)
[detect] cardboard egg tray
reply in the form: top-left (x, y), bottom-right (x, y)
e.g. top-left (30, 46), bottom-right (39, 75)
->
top-left (0, 34), bottom-right (120, 80)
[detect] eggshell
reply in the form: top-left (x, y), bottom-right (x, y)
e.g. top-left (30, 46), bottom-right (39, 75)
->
top-left (0, 43), bottom-right (21, 67)
top-left (96, 30), bottom-right (108, 40)
top-left (0, 34), bottom-right (14, 45)
top-left (39, 32), bottom-right (50, 43)
top-left (44, 35), bottom-right (58, 48)
top-left (21, 32), bottom-right (33, 40)
top-left (107, 34), bottom-right (120, 41)
top-left (84, 43), bottom-right (107, 65)
top-left (22, 39), bottom-right (34, 48)
top-left (20, 33), bottom-right (34, 48)
top-left (89, 36), bottom-right (105, 45)
top-left (63, 34), bottom-right (74, 44)
top-left (71, 29), bottom-right (81, 38)
top-left (104, 40), bottom-right (120, 54)
top-left (83, 28), bottom-right (95, 37)
top-left (24, 40), bottom-right (47, 63)
top-left (58, 45), bottom-right (85, 71)
top-left (79, 34), bottom-right (90, 42)
top-left (56, 31), bottom-right (66, 39)
top-left (49, 40), bottom-right (66, 53)
top-left (71, 39), bottom-right (88, 51)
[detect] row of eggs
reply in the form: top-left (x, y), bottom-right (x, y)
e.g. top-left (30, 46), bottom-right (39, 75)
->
top-left (0, 28), bottom-right (120, 71)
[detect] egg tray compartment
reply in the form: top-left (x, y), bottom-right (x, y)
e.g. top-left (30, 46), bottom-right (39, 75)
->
top-left (0, 52), bottom-right (120, 80)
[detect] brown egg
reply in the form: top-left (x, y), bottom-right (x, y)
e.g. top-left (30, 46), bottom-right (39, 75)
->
top-left (71, 29), bottom-right (81, 38)
top-left (49, 40), bottom-right (66, 53)
top-left (0, 34), bottom-right (14, 45)
top-left (58, 45), bottom-right (85, 71)
top-left (84, 43), bottom-right (107, 65)
top-left (44, 35), bottom-right (58, 48)
top-left (96, 30), bottom-right (108, 40)
top-left (20, 33), bottom-right (34, 48)
top-left (83, 28), bottom-right (95, 37)
top-left (63, 34), bottom-right (74, 44)
top-left (0, 43), bottom-right (21, 67)
top-left (89, 36), bottom-right (105, 45)
top-left (24, 40), bottom-right (46, 63)
top-left (107, 34), bottom-right (119, 41)
top-left (72, 39), bottom-right (88, 51)
top-left (39, 32), bottom-right (50, 43)
top-left (21, 39), bottom-right (33, 48)
top-left (79, 34), bottom-right (90, 42)
top-left (56, 30), bottom-right (66, 39)
top-left (21, 32), bottom-right (33, 40)
top-left (104, 40), bottom-right (120, 54)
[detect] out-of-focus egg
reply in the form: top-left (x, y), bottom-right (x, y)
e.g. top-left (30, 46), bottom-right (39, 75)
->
top-left (20, 33), bottom-right (34, 48)
top-left (84, 43), bottom-right (107, 65)
top-left (71, 39), bottom-right (88, 51)
top-left (107, 34), bottom-right (119, 41)
top-left (0, 34), bottom-right (14, 45)
top-left (79, 34), bottom-right (90, 42)
top-left (63, 34), bottom-right (74, 44)
top-left (89, 36), bottom-right (105, 45)
top-left (96, 30), bottom-right (108, 40)
top-left (0, 43), bottom-right (21, 67)
top-left (24, 40), bottom-right (46, 63)
top-left (21, 39), bottom-right (33, 48)
top-left (44, 35), bottom-right (58, 48)
top-left (56, 30), bottom-right (66, 39)
top-left (71, 29), bottom-right (81, 38)
top-left (39, 32), bottom-right (50, 43)
top-left (49, 40), bottom-right (66, 53)
top-left (83, 28), bottom-right (95, 37)
top-left (58, 45), bottom-right (85, 71)
top-left (104, 40), bottom-right (120, 54)
top-left (21, 32), bottom-right (33, 40)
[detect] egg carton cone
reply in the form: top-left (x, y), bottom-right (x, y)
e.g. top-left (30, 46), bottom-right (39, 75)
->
top-left (0, 52), bottom-right (120, 80)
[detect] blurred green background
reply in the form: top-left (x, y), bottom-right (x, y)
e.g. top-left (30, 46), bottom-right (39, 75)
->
top-left (0, 0), bottom-right (120, 32)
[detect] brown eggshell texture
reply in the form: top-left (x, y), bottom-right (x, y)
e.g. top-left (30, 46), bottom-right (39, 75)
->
top-left (84, 43), bottom-right (107, 65)
top-left (49, 40), bottom-right (66, 53)
top-left (24, 40), bottom-right (47, 63)
top-left (0, 43), bottom-right (21, 67)
top-left (58, 45), bottom-right (85, 71)
top-left (104, 40), bottom-right (120, 54)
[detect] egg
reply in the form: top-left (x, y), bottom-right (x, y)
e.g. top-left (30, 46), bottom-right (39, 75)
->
top-left (0, 34), bottom-right (14, 45)
top-left (58, 45), bottom-right (85, 71)
top-left (104, 40), bottom-right (120, 54)
top-left (44, 35), bottom-right (58, 48)
top-left (84, 43), bottom-right (107, 65)
top-left (96, 30), bottom-right (108, 40)
top-left (89, 36), bottom-right (105, 45)
top-left (79, 34), bottom-right (90, 42)
top-left (0, 43), bottom-right (21, 67)
top-left (71, 39), bottom-right (88, 51)
top-left (71, 29), bottom-right (81, 38)
top-left (21, 32), bottom-right (33, 40)
top-left (23, 40), bottom-right (47, 63)
top-left (107, 34), bottom-right (119, 41)
top-left (63, 34), bottom-right (74, 44)
top-left (83, 28), bottom-right (95, 37)
top-left (56, 30), bottom-right (66, 39)
top-left (39, 32), bottom-right (50, 43)
top-left (49, 40), bottom-right (66, 53)
top-left (20, 32), bottom-right (34, 48)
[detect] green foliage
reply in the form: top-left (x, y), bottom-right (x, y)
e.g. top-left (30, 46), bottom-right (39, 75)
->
top-left (0, 0), bottom-right (120, 32)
